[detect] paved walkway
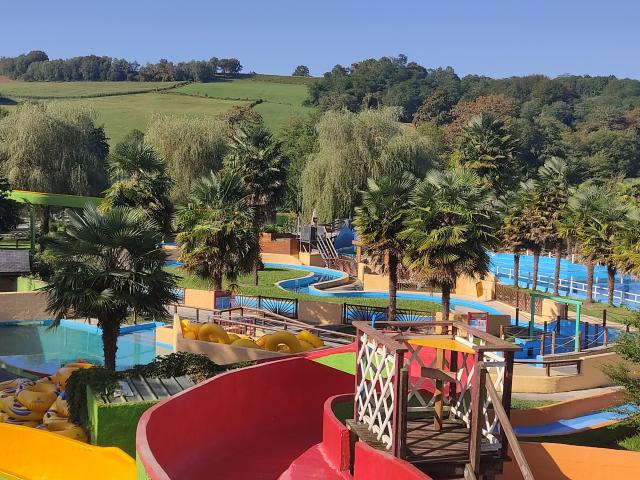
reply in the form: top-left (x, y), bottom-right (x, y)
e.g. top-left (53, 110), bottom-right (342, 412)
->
top-left (512, 385), bottom-right (622, 402)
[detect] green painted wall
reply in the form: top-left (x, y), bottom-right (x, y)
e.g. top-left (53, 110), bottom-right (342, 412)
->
top-left (16, 277), bottom-right (46, 292)
top-left (87, 388), bottom-right (157, 458)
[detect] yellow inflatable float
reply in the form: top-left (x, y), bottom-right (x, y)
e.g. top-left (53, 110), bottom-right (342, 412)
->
top-left (198, 323), bottom-right (230, 344)
top-left (178, 318), bottom-right (326, 353)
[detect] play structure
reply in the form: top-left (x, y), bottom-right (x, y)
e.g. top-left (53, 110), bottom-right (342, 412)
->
top-left (0, 362), bottom-right (92, 440)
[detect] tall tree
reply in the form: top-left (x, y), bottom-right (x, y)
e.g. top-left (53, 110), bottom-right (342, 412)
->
top-left (101, 143), bottom-right (174, 236)
top-left (574, 185), bottom-right (632, 305)
top-left (0, 102), bottom-right (108, 232)
top-left (522, 158), bottom-right (569, 292)
top-left (292, 65), bottom-right (310, 77)
top-left (145, 115), bottom-right (230, 203)
top-left (456, 114), bottom-right (519, 198)
top-left (175, 170), bottom-right (258, 291)
top-left (354, 172), bottom-right (417, 321)
top-left (43, 207), bottom-right (177, 370)
top-left (225, 124), bottom-right (287, 285)
top-left (302, 108), bottom-right (436, 221)
top-left (403, 168), bottom-right (498, 320)
top-left (498, 184), bottom-right (534, 289)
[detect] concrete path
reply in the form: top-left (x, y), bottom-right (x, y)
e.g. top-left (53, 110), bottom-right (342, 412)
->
top-left (513, 385), bottom-right (622, 402)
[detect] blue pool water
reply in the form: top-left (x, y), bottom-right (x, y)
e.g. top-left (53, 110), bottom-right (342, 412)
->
top-left (266, 263), bottom-right (502, 315)
top-left (0, 320), bottom-right (171, 374)
top-left (490, 252), bottom-right (640, 306)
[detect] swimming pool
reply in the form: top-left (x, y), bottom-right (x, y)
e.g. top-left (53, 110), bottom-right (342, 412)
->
top-left (0, 320), bottom-right (172, 375)
top-left (490, 252), bottom-right (640, 307)
top-left (266, 263), bottom-right (502, 315)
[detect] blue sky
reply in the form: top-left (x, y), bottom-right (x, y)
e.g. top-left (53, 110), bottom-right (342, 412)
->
top-left (1, 0), bottom-right (638, 79)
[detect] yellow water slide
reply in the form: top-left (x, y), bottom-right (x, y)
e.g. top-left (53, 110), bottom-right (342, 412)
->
top-left (0, 424), bottom-right (135, 480)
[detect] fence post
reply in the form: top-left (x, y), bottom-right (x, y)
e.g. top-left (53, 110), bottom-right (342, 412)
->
top-left (551, 331), bottom-right (556, 354)
top-left (602, 309), bottom-right (607, 328)
top-left (515, 307), bottom-right (519, 327)
top-left (540, 332), bottom-right (546, 356)
top-left (499, 325), bottom-right (505, 340)
top-left (577, 331), bottom-right (582, 352)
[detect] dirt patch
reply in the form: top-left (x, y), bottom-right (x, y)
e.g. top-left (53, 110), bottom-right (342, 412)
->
top-left (0, 76), bottom-right (15, 84)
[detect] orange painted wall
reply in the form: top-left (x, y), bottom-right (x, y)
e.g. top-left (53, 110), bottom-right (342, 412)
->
top-left (498, 442), bottom-right (640, 480)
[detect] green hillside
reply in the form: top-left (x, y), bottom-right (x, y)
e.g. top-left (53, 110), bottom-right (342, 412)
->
top-left (0, 76), bottom-right (314, 144)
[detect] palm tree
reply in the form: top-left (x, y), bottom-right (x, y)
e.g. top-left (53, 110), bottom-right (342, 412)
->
top-left (570, 185), bottom-right (632, 305)
top-left (457, 114), bottom-right (519, 198)
top-left (175, 170), bottom-right (259, 291)
top-left (498, 184), bottom-right (534, 289)
top-left (101, 143), bottom-right (173, 236)
top-left (403, 168), bottom-right (498, 321)
top-left (43, 206), bottom-right (178, 370)
top-left (354, 172), bottom-right (417, 321)
top-left (225, 124), bottom-right (287, 285)
top-left (522, 158), bottom-right (569, 293)
top-left (560, 185), bottom-right (602, 303)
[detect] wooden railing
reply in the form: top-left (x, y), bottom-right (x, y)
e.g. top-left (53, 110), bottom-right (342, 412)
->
top-left (476, 364), bottom-right (535, 480)
top-left (514, 358), bottom-right (582, 376)
top-left (231, 294), bottom-right (298, 319)
top-left (352, 321), bottom-right (520, 463)
top-left (496, 284), bottom-right (543, 315)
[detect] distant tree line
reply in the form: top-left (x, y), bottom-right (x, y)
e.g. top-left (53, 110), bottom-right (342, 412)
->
top-left (0, 51), bottom-right (242, 82)
top-left (304, 53), bottom-right (640, 183)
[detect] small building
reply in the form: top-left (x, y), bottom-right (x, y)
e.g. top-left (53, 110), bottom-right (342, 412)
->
top-left (0, 250), bottom-right (30, 291)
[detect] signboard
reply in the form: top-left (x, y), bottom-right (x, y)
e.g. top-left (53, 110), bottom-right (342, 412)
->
top-left (467, 312), bottom-right (489, 333)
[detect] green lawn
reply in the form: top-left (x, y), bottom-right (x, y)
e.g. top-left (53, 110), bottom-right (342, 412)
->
top-left (1, 77), bottom-right (312, 145)
top-left (0, 81), bottom-right (179, 98)
top-left (510, 398), bottom-right (554, 410)
top-left (167, 266), bottom-right (441, 311)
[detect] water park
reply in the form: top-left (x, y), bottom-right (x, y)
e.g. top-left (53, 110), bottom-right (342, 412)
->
top-left (0, 192), bottom-right (639, 480)
top-left (2, 20), bottom-right (640, 478)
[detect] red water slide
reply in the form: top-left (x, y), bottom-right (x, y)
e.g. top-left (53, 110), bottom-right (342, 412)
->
top-left (137, 357), bottom-right (353, 480)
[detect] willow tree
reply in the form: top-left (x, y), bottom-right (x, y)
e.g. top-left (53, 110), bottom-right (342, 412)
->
top-left (145, 114), bottom-right (229, 204)
top-left (301, 108), bottom-right (437, 222)
top-left (0, 102), bottom-right (108, 232)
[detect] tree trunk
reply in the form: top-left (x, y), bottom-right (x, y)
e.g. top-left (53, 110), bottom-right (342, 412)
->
top-left (41, 205), bottom-right (50, 234)
top-left (441, 283), bottom-right (452, 322)
top-left (101, 318), bottom-right (121, 371)
top-left (387, 251), bottom-right (398, 322)
top-left (253, 260), bottom-right (259, 287)
top-left (513, 254), bottom-right (520, 289)
top-left (212, 273), bottom-right (223, 291)
top-left (532, 251), bottom-right (540, 290)
top-left (607, 265), bottom-right (616, 306)
top-left (553, 241), bottom-right (562, 296)
top-left (586, 259), bottom-right (594, 304)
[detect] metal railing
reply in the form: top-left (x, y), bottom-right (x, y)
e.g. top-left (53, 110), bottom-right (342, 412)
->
top-left (493, 264), bottom-right (640, 308)
top-left (231, 294), bottom-right (298, 319)
top-left (342, 303), bottom-right (435, 324)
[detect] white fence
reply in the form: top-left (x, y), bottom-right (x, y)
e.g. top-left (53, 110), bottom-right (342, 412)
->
top-left (493, 265), bottom-right (640, 308)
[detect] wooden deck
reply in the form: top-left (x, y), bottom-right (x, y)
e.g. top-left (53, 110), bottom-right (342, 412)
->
top-left (347, 418), bottom-right (505, 478)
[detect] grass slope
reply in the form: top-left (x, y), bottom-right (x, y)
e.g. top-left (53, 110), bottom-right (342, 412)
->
top-left (0, 76), bottom-right (313, 144)
top-left (0, 81), bottom-right (179, 98)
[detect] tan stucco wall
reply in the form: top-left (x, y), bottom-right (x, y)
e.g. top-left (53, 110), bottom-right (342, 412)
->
top-left (298, 300), bottom-right (343, 325)
top-left (0, 291), bottom-right (50, 322)
top-left (261, 253), bottom-right (302, 265)
top-left (183, 289), bottom-right (214, 310)
top-left (454, 274), bottom-right (497, 301)
top-left (299, 252), bottom-right (325, 267)
top-left (511, 351), bottom-right (632, 393)
top-left (155, 326), bottom-right (175, 349)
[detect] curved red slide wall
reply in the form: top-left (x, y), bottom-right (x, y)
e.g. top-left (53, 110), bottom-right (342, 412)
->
top-left (137, 357), bottom-right (353, 480)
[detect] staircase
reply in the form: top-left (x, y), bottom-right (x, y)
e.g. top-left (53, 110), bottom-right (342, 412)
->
top-left (316, 226), bottom-right (339, 265)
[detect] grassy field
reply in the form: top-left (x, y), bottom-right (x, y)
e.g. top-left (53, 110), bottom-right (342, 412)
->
top-left (167, 266), bottom-right (442, 311)
top-left (0, 76), bottom-right (313, 144)
top-left (0, 81), bottom-right (180, 98)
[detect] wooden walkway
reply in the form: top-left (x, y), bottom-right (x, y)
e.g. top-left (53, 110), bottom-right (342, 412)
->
top-left (347, 418), bottom-right (504, 478)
